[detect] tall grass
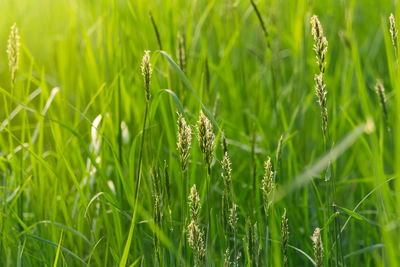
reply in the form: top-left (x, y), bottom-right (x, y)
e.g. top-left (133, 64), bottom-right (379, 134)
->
top-left (0, 0), bottom-right (399, 266)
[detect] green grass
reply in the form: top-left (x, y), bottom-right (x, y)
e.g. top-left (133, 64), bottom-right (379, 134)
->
top-left (0, 0), bottom-right (399, 266)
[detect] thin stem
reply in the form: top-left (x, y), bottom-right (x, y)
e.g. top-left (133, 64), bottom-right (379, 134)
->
top-left (181, 168), bottom-right (186, 262)
top-left (134, 100), bottom-right (149, 202)
top-left (116, 6), bottom-right (123, 169)
top-left (324, 131), bottom-right (334, 266)
top-left (234, 207), bottom-right (238, 267)
top-left (265, 225), bottom-right (269, 267)
top-left (251, 124), bottom-right (257, 213)
top-left (324, 118), bottom-right (344, 266)
top-left (250, 0), bottom-right (269, 46)
top-left (117, 61), bottom-right (122, 166)
top-left (19, 155), bottom-right (23, 229)
top-left (250, 0), bottom-right (278, 120)
top-left (330, 203), bottom-right (345, 267)
top-left (156, 246), bottom-right (161, 267)
top-left (206, 164), bottom-right (211, 264)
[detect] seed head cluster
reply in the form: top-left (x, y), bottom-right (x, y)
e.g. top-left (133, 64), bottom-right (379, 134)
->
top-left (312, 227), bottom-right (324, 267)
top-left (375, 80), bottom-right (388, 123)
top-left (310, 15), bottom-right (328, 74)
top-left (197, 110), bottom-right (215, 168)
top-left (187, 184), bottom-right (205, 267)
top-left (221, 152), bottom-right (232, 187)
top-left (141, 50), bottom-right (152, 101)
top-left (7, 23), bottom-right (20, 87)
top-left (261, 157), bottom-right (275, 218)
top-left (311, 15), bottom-right (329, 139)
top-left (187, 220), bottom-right (206, 267)
top-left (177, 112), bottom-right (192, 171)
top-left (228, 202), bottom-right (240, 266)
top-left (224, 248), bottom-right (231, 267)
top-left (189, 184), bottom-right (200, 221)
top-left (221, 152), bottom-right (233, 229)
top-left (228, 203), bottom-right (238, 235)
top-left (390, 13), bottom-right (398, 58)
top-left (314, 73), bottom-right (328, 137)
top-left (281, 208), bottom-right (289, 267)
top-left (177, 32), bottom-right (186, 73)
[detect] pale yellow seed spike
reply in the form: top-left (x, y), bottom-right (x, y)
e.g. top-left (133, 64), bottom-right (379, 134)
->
top-left (197, 110), bottom-right (215, 167)
top-left (141, 50), bottom-right (152, 101)
top-left (312, 228), bottom-right (324, 267)
top-left (177, 112), bottom-right (192, 171)
top-left (390, 14), bottom-right (398, 55)
top-left (7, 23), bottom-right (20, 88)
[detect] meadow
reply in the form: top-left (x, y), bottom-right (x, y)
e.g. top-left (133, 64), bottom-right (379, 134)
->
top-left (0, 0), bottom-right (399, 266)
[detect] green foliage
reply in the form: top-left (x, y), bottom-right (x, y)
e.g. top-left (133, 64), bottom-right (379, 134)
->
top-left (0, 0), bottom-right (399, 266)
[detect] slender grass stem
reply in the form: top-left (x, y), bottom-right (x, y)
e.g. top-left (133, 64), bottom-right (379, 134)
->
top-left (134, 100), bottom-right (149, 201)
top-left (181, 169), bottom-right (187, 262)
top-left (206, 164), bottom-right (211, 264)
top-left (251, 128), bottom-right (256, 213)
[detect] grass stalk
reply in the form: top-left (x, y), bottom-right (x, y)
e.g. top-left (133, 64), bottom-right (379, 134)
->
top-left (134, 51), bottom-right (152, 244)
top-left (134, 99), bottom-right (149, 200)
top-left (196, 110), bottom-right (215, 263)
top-left (311, 15), bottom-right (345, 265)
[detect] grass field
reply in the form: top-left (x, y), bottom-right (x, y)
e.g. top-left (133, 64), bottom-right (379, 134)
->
top-left (1, 0), bottom-right (400, 266)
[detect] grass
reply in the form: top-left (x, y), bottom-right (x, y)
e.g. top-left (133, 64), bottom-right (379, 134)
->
top-left (0, 0), bottom-right (400, 266)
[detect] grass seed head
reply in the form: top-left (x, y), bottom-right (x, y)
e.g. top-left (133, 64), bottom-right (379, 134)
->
top-left (189, 184), bottom-right (200, 222)
top-left (390, 13), bottom-right (398, 56)
top-left (151, 168), bottom-right (161, 198)
top-left (187, 220), bottom-right (197, 248)
top-left (151, 169), bottom-right (162, 231)
top-left (197, 110), bottom-right (215, 168)
top-left (7, 23), bottom-right (20, 87)
top-left (310, 15), bottom-right (328, 73)
top-left (187, 184), bottom-right (205, 266)
top-left (312, 227), bottom-right (324, 267)
top-left (187, 219), bottom-right (206, 267)
top-left (177, 32), bottom-right (186, 73)
top-left (375, 79), bottom-right (388, 123)
top-left (375, 80), bottom-right (387, 104)
top-left (221, 152), bottom-right (232, 194)
top-left (228, 203), bottom-right (238, 234)
top-left (141, 50), bottom-right (152, 101)
top-left (224, 248), bottom-right (231, 267)
top-left (281, 208), bottom-right (289, 267)
top-left (314, 73), bottom-right (328, 138)
top-left (177, 112), bottom-right (192, 171)
top-left (221, 152), bottom-right (233, 229)
top-left (375, 79), bottom-right (390, 131)
top-left (261, 157), bottom-right (275, 217)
